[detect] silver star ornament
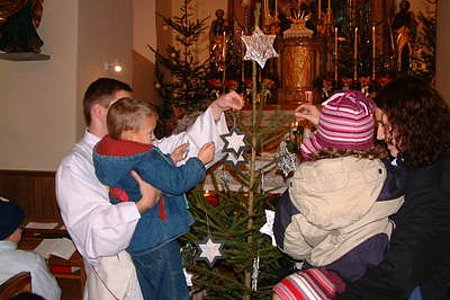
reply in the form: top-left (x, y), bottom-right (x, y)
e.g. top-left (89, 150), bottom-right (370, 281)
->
top-left (220, 128), bottom-right (248, 158)
top-left (195, 235), bottom-right (225, 268)
top-left (241, 26), bottom-right (278, 68)
top-left (224, 152), bottom-right (248, 167)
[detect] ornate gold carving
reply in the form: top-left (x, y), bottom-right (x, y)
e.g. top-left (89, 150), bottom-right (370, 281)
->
top-left (278, 37), bottom-right (325, 104)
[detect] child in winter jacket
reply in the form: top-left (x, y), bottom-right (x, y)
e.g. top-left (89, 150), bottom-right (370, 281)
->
top-left (93, 97), bottom-right (215, 300)
top-left (273, 91), bottom-right (405, 289)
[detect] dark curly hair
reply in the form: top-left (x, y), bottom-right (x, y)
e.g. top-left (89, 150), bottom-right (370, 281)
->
top-left (374, 76), bottom-right (450, 168)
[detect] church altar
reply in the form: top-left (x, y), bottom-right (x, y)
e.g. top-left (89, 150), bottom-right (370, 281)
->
top-left (202, 152), bottom-right (289, 194)
top-left (278, 36), bottom-right (326, 104)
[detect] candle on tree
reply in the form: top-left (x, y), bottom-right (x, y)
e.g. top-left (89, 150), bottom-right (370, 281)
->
top-left (372, 25), bottom-right (376, 80)
top-left (327, 0), bottom-right (332, 23)
top-left (334, 27), bottom-right (338, 82)
top-left (318, 0), bottom-right (321, 19)
top-left (222, 31), bottom-right (227, 86)
top-left (353, 27), bottom-right (358, 81)
top-left (305, 91), bottom-right (313, 103)
top-left (241, 30), bottom-right (245, 82)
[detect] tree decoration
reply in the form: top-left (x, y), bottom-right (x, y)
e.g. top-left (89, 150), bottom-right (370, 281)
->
top-left (195, 235), bottom-right (225, 268)
top-left (223, 152), bottom-right (248, 167)
top-left (259, 209), bottom-right (276, 246)
top-left (251, 256), bottom-right (260, 292)
top-left (276, 148), bottom-right (297, 177)
top-left (204, 190), bottom-right (219, 206)
top-left (241, 26), bottom-right (278, 68)
top-left (220, 128), bottom-right (248, 159)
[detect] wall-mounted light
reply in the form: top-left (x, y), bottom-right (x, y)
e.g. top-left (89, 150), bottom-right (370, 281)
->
top-left (104, 61), bottom-right (124, 73)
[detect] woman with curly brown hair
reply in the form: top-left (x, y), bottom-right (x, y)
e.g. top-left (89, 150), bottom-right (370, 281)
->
top-left (273, 76), bottom-right (449, 300)
top-left (273, 91), bottom-right (406, 299)
top-left (336, 76), bottom-right (450, 299)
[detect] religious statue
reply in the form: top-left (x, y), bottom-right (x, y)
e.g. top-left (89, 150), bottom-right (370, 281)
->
top-left (209, 9), bottom-right (229, 72)
top-left (262, 0), bottom-right (280, 35)
top-left (0, 0), bottom-right (44, 53)
top-left (392, 0), bottom-right (417, 74)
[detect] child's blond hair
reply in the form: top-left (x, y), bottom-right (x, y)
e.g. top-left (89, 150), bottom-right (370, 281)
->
top-left (107, 97), bottom-right (158, 139)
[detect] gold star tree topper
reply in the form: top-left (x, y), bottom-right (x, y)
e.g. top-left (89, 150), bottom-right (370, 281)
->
top-left (241, 26), bottom-right (278, 69)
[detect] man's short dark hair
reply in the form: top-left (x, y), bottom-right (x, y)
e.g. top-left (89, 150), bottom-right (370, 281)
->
top-left (82, 78), bottom-right (132, 126)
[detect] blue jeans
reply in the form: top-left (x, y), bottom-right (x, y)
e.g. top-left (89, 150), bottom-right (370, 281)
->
top-left (131, 240), bottom-right (189, 300)
top-left (408, 286), bottom-right (422, 300)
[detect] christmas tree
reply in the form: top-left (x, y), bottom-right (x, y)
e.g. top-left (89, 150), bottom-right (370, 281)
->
top-left (411, 0), bottom-right (436, 81)
top-left (181, 6), bottom-right (295, 299)
top-left (150, 0), bottom-right (215, 134)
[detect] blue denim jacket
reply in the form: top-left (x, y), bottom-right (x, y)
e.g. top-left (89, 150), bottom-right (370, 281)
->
top-left (93, 135), bottom-right (206, 254)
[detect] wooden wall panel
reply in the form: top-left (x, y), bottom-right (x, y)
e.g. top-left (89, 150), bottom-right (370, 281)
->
top-left (0, 170), bottom-right (61, 221)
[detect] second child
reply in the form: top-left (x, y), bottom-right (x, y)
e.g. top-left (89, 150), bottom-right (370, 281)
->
top-left (273, 91), bottom-right (406, 299)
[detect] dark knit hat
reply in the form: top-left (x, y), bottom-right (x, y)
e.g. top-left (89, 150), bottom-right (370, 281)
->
top-left (300, 91), bottom-right (375, 158)
top-left (0, 198), bottom-right (25, 240)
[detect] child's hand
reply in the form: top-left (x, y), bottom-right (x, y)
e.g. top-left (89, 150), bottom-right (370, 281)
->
top-left (295, 104), bottom-right (321, 125)
top-left (170, 143), bottom-right (189, 163)
top-left (198, 142), bottom-right (215, 165)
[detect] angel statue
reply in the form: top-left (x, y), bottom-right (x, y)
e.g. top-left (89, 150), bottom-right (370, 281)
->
top-left (0, 0), bottom-right (44, 53)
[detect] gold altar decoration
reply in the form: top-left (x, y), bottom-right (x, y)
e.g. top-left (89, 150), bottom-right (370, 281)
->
top-left (283, 18), bottom-right (313, 39)
top-left (278, 37), bottom-right (326, 105)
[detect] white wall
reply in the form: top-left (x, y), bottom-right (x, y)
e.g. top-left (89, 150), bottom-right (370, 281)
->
top-left (0, 1), bottom-right (78, 171)
top-left (0, 0), bottom-right (133, 171)
top-left (134, 0), bottom-right (156, 62)
top-left (77, 0), bottom-right (133, 135)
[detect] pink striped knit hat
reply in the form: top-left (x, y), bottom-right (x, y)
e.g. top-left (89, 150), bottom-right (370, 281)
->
top-left (300, 91), bottom-right (375, 158)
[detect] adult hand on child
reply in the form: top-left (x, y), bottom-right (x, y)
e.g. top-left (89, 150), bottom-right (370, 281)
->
top-left (132, 170), bottom-right (161, 214)
top-left (198, 142), bottom-right (216, 165)
top-left (170, 143), bottom-right (189, 163)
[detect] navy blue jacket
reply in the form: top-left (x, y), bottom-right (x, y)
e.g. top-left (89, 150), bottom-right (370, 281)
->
top-left (337, 153), bottom-right (450, 300)
top-left (93, 135), bottom-right (206, 254)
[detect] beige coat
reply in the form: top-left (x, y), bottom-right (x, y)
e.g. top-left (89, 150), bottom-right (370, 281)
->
top-left (284, 156), bottom-right (404, 266)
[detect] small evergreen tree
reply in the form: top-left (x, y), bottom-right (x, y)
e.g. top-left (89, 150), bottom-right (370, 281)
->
top-left (411, 0), bottom-right (436, 81)
top-left (150, 0), bottom-right (215, 128)
top-left (182, 10), bottom-right (294, 297)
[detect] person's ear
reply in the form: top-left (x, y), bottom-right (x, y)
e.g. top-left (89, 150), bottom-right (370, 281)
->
top-left (121, 129), bottom-right (135, 141)
top-left (92, 103), bottom-right (108, 121)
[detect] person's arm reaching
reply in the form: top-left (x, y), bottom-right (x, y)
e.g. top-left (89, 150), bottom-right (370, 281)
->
top-left (209, 90), bottom-right (244, 121)
top-left (295, 103), bottom-right (321, 126)
top-left (156, 91), bottom-right (244, 168)
top-left (136, 143), bottom-right (215, 195)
